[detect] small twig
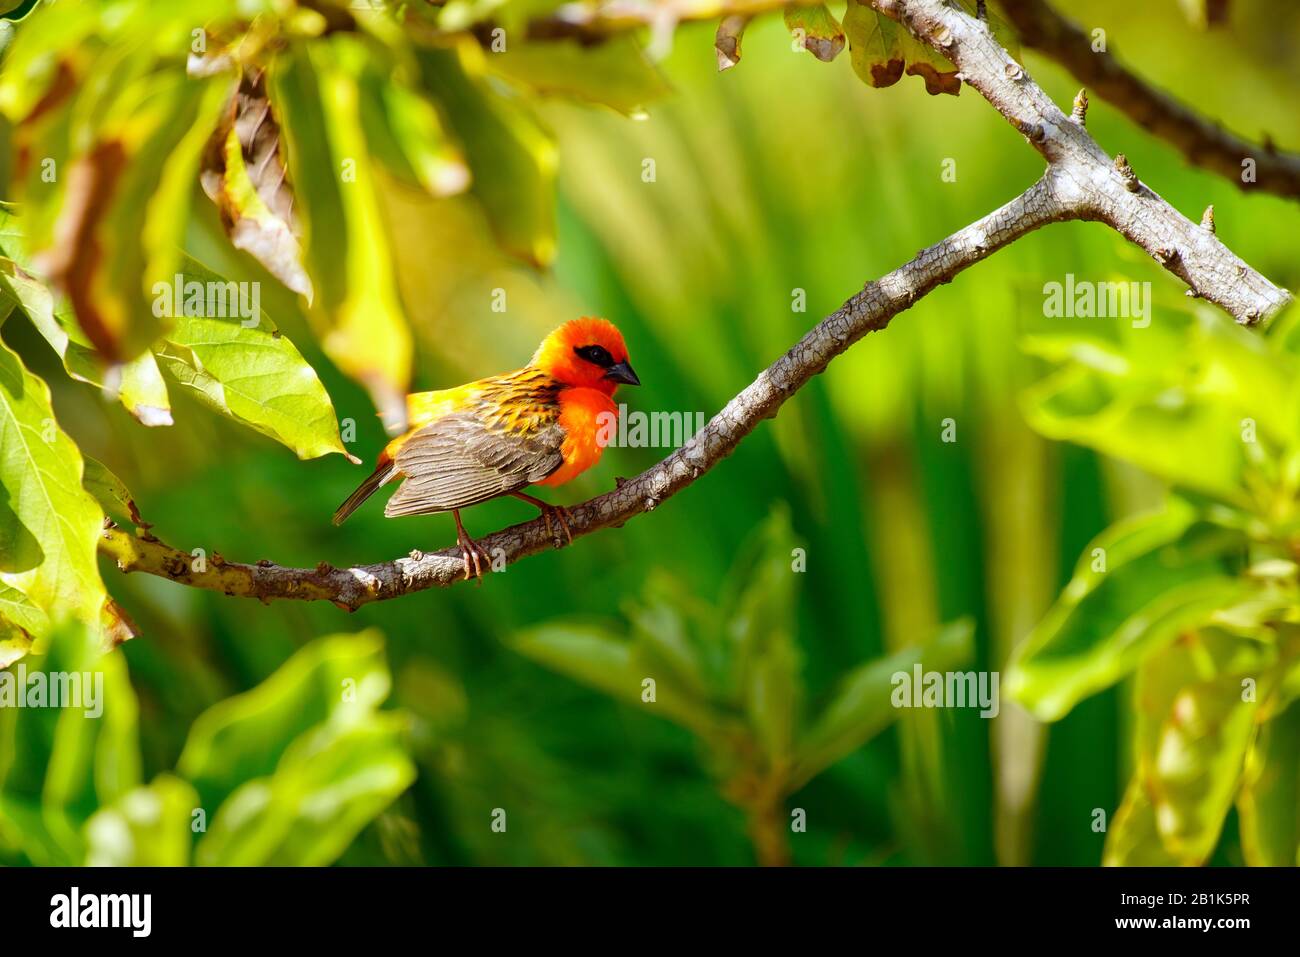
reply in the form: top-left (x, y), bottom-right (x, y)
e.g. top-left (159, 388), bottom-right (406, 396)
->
top-left (997, 0), bottom-right (1300, 200)
top-left (879, 0), bottom-right (1292, 323)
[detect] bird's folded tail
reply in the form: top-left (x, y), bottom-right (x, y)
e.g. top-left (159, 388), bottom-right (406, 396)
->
top-left (333, 460), bottom-right (396, 525)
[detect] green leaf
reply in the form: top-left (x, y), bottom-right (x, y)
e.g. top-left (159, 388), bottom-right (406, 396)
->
top-left (626, 576), bottom-right (714, 702)
top-left (355, 54), bottom-right (470, 197)
top-left (0, 622), bottom-right (140, 864)
top-left (1026, 360), bottom-right (1253, 507)
top-left (485, 35), bottom-right (671, 115)
top-left (1107, 631), bottom-right (1268, 863)
top-left (1007, 504), bottom-right (1255, 720)
top-left (1149, 673), bottom-right (1257, 862)
top-left (195, 713), bottom-right (415, 866)
top-left (1237, 700), bottom-right (1300, 866)
top-left (746, 634), bottom-right (801, 769)
top-left (723, 506), bottom-right (803, 764)
top-left (511, 622), bottom-right (723, 736)
top-left (784, 4), bottom-right (846, 63)
top-left (176, 630), bottom-right (391, 810)
top-left (0, 582), bottom-right (48, 667)
top-left (1022, 312), bottom-right (1299, 506)
top-left (0, 338), bottom-right (105, 628)
top-left (1103, 781), bottom-right (1183, 866)
top-left (85, 773), bottom-right (198, 866)
top-left (792, 618), bottom-right (974, 787)
top-left (153, 256), bottom-right (351, 460)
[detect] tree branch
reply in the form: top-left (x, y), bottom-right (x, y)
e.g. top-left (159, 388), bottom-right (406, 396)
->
top-left (878, 0), bottom-right (1291, 323)
top-left (99, 0), bottom-right (1293, 607)
top-left (99, 176), bottom-right (1073, 607)
top-left (997, 0), bottom-right (1300, 200)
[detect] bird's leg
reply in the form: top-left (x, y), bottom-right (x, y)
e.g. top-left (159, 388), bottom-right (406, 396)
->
top-left (510, 491), bottom-right (573, 547)
top-left (452, 509), bottom-right (490, 582)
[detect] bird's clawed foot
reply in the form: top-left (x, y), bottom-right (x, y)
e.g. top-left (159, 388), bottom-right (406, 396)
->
top-left (452, 510), bottom-right (490, 583)
top-left (540, 504), bottom-right (574, 547)
top-left (510, 492), bottom-right (573, 547)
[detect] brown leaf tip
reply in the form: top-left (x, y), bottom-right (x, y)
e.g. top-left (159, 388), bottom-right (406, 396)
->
top-left (871, 59), bottom-right (906, 88)
top-left (805, 35), bottom-right (847, 63)
top-left (715, 15), bottom-right (748, 72)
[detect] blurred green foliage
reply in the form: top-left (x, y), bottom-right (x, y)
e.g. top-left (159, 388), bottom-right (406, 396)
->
top-left (513, 506), bottom-right (974, 864)
top-left (0, 624), bottom-right (412, 865)
top-left (1009, 307), bottom-right (1300, 864)
top-left (0, 0), bottom-right (1297, 866)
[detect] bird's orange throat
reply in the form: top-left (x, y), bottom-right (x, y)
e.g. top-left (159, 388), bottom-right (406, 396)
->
top-left (535, 386), bottom-right (618, 488)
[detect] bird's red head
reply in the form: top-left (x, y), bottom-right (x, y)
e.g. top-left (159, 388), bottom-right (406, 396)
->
top-left (531, 317), bottom-right (640, 395)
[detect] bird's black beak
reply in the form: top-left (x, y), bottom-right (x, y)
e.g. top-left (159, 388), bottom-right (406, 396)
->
top-left (604, 360), bottom-right (641, 386)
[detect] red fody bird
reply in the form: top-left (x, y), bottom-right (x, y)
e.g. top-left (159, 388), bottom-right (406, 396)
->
top-left (333, 317), bottom-right (640, 579)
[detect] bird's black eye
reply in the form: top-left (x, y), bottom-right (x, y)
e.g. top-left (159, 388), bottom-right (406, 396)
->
top-left (574, 344), bottom-right (615, 368)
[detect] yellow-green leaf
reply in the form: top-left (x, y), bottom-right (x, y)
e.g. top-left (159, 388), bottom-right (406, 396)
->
top-left (485, 35), bottom-right (671, 116)
top-left (152, 257), bottom-right (351, 461)
top-left (0, 339), bottom-right (105, 629)
top-left (271, 38), bottom-right (414, 428)
top-left (844, 0), bottom-right (904, 87)
top-left (85, 773), bottom-right (198, 866)
top-left (1007, 506), bottom-right (1254, 722)
top-left (792, 619), bottom-right (974, 787)
top-left (417, 43), bottom-right (557, 268)
top-left (0, 254), bottom-right (172, 426)
top-left (1237, 700), bottom-right (1300, 866)
top-left (82, 456), bottom-right (141, 525)
top-left (1103, 780), bottom-right (1183, 866)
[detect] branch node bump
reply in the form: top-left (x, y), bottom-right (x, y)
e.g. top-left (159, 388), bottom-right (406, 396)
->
top-left (976, 0), bottom-right (988, 21)
top-left (1071, 88), bottom-right (1089, 125)
top-left (1017, 119), bottom-right (1045, 143)
top-left (1200, 204), bottom-right (1216, 233)
top-left (1114, 153), bottom-right (1140, 191)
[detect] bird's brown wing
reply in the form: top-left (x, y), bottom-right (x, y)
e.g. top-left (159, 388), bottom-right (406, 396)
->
top-left (384, 395), bottom-right (565, 518)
